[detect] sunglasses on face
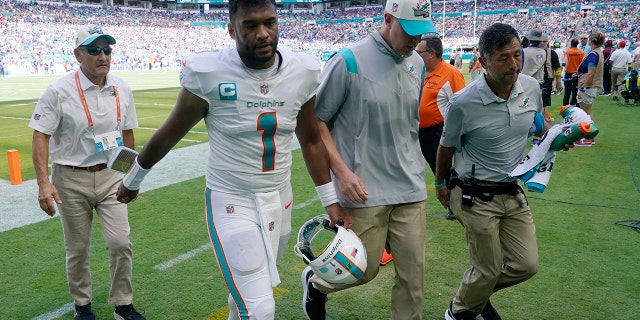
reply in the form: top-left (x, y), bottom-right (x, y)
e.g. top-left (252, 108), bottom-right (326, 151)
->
top-left (85, 46), bottom-right (112, 56)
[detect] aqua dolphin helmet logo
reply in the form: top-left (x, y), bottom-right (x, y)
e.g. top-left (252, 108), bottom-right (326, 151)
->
top-left (413, 0), bottom-right (431, 18)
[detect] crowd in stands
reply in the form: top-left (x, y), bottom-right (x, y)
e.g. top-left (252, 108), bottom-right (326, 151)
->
top-left (0, 0), bottom-right (638, 76)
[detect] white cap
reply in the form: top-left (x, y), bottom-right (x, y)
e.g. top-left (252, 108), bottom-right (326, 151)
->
top-left (75, 25), bottom-right (116, 48)
top-left (385, 0), bottom-right (437, 37)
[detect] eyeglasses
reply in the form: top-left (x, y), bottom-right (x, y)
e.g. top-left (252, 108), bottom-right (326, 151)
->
top-left (415, 49), bottom-right (429, 55)
top-left (85, 46), bottom-right (112, 56)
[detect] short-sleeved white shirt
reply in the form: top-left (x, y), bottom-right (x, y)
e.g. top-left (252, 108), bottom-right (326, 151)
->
top-left (29, 70), bottom-right (137, 167)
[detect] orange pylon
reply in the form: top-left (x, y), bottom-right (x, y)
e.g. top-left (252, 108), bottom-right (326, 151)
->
top-left (7, 149), bottom-right (23, 185)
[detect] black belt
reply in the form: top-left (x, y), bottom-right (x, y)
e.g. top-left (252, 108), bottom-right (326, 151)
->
top-left (63, 163), bottom-right (108, 172)
top-left (455, 179), bottom-right (521, 196)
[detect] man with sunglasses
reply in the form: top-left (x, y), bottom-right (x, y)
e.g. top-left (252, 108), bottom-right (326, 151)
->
top-left (416, 34), bottom-right (465, 220)
top-left (30, 26), bottom-right (145, 320)
top-left (302, 0), bottom-right (436, 319)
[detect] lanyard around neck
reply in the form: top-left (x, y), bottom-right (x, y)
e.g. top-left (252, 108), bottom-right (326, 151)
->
top-left (75, 71), bottom-right (120, 128)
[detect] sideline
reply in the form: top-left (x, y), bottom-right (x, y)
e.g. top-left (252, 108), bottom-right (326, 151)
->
top-left (0, 142), bottom-right (209, 232)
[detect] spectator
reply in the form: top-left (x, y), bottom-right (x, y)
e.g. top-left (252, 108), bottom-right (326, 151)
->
top-left (620, 69), bottom-right (640, 105)
top-left (575, 31), bottom-right (606, 146)
top-left (601, 39), bottom-right (614, 96)
top-left (562, 38), bottom-right (586, 106)
top-left (469, 46), bottom-right (482, 81)
top-left (578, 34), bottom-right (591, 53)
top-left (609, 40), bottom-right (632, 102)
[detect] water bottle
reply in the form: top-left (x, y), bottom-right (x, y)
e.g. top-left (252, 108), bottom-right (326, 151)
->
top-left (550, 122), bottom-right (599, 151)
top-left (559, 105), bottom-right (592, 124)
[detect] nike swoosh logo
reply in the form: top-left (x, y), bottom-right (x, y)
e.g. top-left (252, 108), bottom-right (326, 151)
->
top-left (284, 200), bottom-right (293, 209)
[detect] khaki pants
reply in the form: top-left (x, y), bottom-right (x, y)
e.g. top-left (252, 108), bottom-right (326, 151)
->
top-left (611, 67), bottom-right (628, 98)
top-left (449, 186), bottom-right (538, 314)
top-left (52, 164), bottom-right (133, 306)
top-left (311, 200), bottom-right (426, 320)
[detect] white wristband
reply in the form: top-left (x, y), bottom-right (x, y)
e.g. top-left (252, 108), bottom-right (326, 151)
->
top-left (315, 181), bottom-right (339, 207)
top-left (122, 156), bottom-right (151, 191)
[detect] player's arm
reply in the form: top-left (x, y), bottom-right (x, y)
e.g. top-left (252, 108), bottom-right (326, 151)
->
top-left (117, 88), bottom-right (208, 203)
top-left (434, 145), bottom-right (454, 209)
top-left (296, 95), bottom-right (351, 228)
top-left (32, 130), bottom-right (61, 216)
top-left (315, 116), bottom-right (368, 205)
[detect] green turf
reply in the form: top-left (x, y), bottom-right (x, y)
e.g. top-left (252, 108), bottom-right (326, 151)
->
top-left (1, 70), bottom-right (639, 319)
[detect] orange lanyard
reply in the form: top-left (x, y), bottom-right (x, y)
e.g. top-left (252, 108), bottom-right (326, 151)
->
top-left (75, 71), bottom-right (120, 129)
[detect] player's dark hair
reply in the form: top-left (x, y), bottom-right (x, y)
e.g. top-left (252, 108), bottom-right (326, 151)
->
top-left (228, 0), bottom-right (276, 22)
top-left (570, 38), bottom-right (579, 47)
top-left (479, 23), bottom-right (520, 58)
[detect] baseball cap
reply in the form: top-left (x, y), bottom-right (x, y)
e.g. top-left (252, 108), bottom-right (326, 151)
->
top-left (618, 40), bottom-right (626, 47)
top-left (385, 0), bottom-right (437, 37)
top-left (75, 25), bottom-right (116, 48)
top-left (525, 29), bottom-right (548, 42)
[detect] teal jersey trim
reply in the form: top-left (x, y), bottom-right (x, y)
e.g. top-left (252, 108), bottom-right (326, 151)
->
top-left (337, 48), bottom-right (358, 74)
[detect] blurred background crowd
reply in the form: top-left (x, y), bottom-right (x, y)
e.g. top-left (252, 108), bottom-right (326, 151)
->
top-left (0, 0), bottom-right (638, 75)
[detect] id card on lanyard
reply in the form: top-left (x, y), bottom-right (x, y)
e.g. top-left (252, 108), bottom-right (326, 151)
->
top-left (75, 71), bottom-right (123, 152)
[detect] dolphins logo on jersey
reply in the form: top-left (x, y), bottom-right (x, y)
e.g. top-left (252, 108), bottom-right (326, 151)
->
top-left (219, 82), bottom-right (237, 101)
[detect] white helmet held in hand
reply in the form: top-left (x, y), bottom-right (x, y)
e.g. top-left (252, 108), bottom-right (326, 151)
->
top-left (293, 214), bottom-right (367, 285)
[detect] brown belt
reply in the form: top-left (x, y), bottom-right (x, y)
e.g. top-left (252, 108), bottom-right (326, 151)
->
top-left (64, 163), bottom-right (108, 172)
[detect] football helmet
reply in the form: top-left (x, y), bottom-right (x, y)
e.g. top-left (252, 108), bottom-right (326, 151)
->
top-left (294, 214), bottom-right (367, 285)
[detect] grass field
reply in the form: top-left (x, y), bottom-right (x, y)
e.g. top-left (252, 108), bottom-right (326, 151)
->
top-left (1, 70), bottom-right (639, 319)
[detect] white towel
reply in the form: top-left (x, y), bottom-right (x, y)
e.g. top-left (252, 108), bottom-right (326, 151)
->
top-left (255, 191), bottom-right (283, 287)
top-left (524, 151), bottom-right (556, 193)
top-left (510, 124), bottom-right (564, 182)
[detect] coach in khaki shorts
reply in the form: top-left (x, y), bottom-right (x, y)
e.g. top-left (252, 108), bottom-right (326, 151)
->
top-left (29, 25), bottom-right (145, 320)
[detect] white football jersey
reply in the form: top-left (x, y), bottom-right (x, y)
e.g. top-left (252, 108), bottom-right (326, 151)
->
top-left (180, 48), bottom-right (320, 194)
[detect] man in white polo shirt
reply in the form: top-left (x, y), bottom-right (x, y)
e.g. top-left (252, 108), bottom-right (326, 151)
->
top-left (30, 25), bottom-right (144, 320)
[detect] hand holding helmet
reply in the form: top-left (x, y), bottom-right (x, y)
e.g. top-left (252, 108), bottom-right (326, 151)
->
top-left (294, 214), bottom-right (367, 285)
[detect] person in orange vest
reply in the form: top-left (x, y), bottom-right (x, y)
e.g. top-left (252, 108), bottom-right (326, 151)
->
top-left (416, 33), bottom-right (466, 220)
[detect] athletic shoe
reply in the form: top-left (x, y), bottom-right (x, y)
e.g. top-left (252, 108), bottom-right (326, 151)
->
top-left (573, 139), bottom-right (592, 147)
top-left (444, 302), bottom-right (477, 320)
top-left (480, 300), bottom-right (502, 320)
top-left (114, 304), bottom-right (146, 320)
top-left (445, 209), bottom-right (457, 221)
top-left (302, 266), bottom-right (327, 320)
top-left (74, 303), bottom-right (95, 320)
top-left (380, 247), bottom-right (393, 266)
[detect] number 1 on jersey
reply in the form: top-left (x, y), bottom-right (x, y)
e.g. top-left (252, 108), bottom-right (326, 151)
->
top-left (257, 112), bottom-right (277, 171)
